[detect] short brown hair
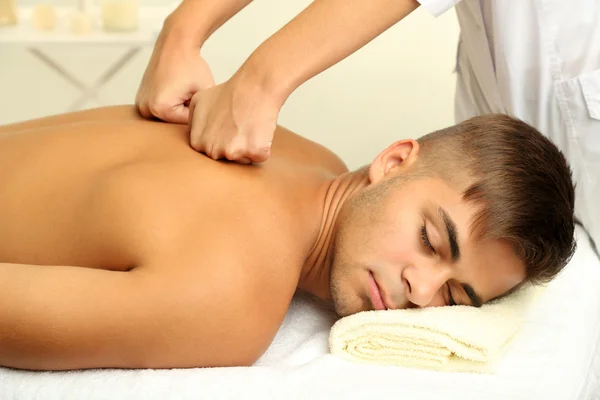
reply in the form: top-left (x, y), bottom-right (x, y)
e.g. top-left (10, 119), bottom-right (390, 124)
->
top-left (415, 114), bottom-right (576, 284)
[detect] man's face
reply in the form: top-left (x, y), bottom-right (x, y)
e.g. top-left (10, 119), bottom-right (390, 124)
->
top-left (329, 175), bottom-right (526, 317)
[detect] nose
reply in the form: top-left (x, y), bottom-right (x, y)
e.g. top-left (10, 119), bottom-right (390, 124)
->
top-left (402, 259), bottom-right (451, 308)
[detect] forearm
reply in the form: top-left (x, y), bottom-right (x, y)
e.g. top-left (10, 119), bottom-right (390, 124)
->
top-left (0, 261), bottom-right (268, 370)
top-left (237, 0), bottom-right (420, 105)
top-left (162, 0), bottom-right (253, 49)
top-left (0, 262), bottom-right (144, 370)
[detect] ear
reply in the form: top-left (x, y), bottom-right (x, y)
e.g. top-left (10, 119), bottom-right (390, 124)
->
top-left (368, 139), bottom-right (420, 184)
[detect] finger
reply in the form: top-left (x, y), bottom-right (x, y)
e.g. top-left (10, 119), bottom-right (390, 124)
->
top-left (134, 90), bottom-right (144, 112)
top-left (246, 142), bottom-right (272, 164)
top-left (195, 140), bottom-right (220, 160)
top-left (189, 124), bottom-right (206, 152)
top-left (190, 138), bottom-right (202, 152)
top-left (148, 102), bottom-right (186, 124)
top-left (208, 147), bottom-right (226, 161)
top-left (136, 99), bottom-right (152, 120)
top-left (188, 95), bottom-right (199, 126)
top-left (235, 157), bottom-right (253, 165)
top-left (161, 104), bottom-right (190, 125)
top-left (224, 147), bottom-right (254, 165)
top-left (224, 147), bottom-right (243, 162)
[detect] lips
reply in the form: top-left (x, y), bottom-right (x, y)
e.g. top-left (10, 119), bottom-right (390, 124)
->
top-left (368, 271), bottom-right (386, 311)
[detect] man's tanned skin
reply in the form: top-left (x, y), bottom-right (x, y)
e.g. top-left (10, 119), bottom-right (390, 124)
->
top-left (0, 106), bottom-right (531, 371)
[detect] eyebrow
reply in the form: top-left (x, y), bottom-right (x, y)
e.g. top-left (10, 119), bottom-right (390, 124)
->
top-left (435, 206), bottom-right (483, 308)
top-left (438, 207), bottom-right (460, 263)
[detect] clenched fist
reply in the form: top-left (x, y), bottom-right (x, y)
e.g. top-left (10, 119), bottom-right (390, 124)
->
top-left (188, 74), bottom-right (281, 164)
top-left (136, 28), bottom-right (215, 124)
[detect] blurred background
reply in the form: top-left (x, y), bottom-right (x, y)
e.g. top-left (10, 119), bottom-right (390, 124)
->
top-left (0, 0), bottom-right (459, 169)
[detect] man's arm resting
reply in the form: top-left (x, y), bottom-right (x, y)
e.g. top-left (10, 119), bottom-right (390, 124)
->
top-left (0, 262), bottom-right (270, 370)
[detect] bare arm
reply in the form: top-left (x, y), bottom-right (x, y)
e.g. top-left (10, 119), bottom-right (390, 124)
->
top-left (163, 0), bottom-right (420, 106)
top-left (235, 0), bottom-right (421, 105)
top-left (135, 0), bottom-right (254, 123)
top-left (0, 261), bottom-right (271, 370)
top-left (163, 0), bottom-right (253, 49)
top-left (173, 0), bottom-right (420, 163)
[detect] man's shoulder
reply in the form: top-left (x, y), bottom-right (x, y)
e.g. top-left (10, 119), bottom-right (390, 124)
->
top-left (110, 154), bottom-right (317, 254)
top-left (273, 126), bottom-right (348, 175)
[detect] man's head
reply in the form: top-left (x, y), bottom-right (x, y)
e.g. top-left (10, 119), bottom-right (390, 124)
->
top-left (330, 114), bottom-right (576, 317)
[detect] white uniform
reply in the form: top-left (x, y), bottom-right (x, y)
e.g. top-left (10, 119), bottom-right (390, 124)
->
top-left (419, 0), bottom-right (600, 250)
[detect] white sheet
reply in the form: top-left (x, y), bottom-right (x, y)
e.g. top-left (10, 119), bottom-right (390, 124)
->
top-left (1, 226), bottom-right (599, 400)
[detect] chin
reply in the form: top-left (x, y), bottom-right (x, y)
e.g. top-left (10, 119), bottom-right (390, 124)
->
top-left (332, 300), bottom-right (364, 317)
top-left (330, 280), bottom-right (370, 317)
top-left (329, 258), bottom-right (372, 316)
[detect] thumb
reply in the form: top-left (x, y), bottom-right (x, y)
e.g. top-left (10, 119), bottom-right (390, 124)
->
top-left (161, 104), bottom-right (190, 125)
top-left (248, 143), bottom-right (272, 164)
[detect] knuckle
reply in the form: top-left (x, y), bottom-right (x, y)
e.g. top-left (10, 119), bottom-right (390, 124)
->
top-left (190, 139), bottom-right (201, 152)
top-left (246, 145), bottom-right (262, 157)
top-left (189, 92), bottom-right (200, 107)
top-left (190, 135), bottom-right (204, 152)
top-left (224, 147), bottom-right (242, 161)
top-left (245, 144), bottom-right (270, 163)
top-left (135, 99), bottom-right (150, 118)
top-left (148, 100), bottom-right (169, 118)
top-left (250, 153), bottom-right (268, 164)
top-left (189, 127), bottom-right (204, 148)
top-left (138, 106), bottom-right (150, 118)
top-left (209, 149), bottom-right (224, 160)
top-left (203, 143), bottom-right (220, 160)
top-left (148, 103), bottom-right (162, 118)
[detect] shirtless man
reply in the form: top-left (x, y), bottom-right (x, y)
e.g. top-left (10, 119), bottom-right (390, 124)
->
top-left (0, 106), bottom-right (575, 371)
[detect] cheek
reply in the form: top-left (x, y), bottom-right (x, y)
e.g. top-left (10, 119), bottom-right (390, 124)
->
top-left (368, 223), bottom-right (419, 266)
top-left (341, 197), bottom-right (420, 264)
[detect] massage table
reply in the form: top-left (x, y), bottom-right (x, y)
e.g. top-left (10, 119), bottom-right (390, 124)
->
top-left (1, 225), bottom-right (599, 400)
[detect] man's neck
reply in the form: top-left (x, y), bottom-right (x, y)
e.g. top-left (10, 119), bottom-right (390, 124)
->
top-left (298, 167), bottom-right (370, 301)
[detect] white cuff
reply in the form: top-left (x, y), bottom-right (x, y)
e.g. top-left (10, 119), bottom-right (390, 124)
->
top-left (417, 0), bottom-right (462, 17)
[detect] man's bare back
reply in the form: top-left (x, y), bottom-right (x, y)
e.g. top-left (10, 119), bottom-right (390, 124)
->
top-left (0, 107), bottom-right (575, 373)
top-left (0, 106), bottom-right (347, 370)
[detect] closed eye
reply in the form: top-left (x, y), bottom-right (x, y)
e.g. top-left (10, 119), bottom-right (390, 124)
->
top-left (420, 224), bottom-right (436, 254)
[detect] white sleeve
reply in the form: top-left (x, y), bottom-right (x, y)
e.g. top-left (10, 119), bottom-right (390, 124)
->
top-left (417, 0), bottom-right (463, 17)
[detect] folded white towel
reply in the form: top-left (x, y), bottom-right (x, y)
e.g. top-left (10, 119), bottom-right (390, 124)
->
top-left (329, 284), bottom-right (542, 373)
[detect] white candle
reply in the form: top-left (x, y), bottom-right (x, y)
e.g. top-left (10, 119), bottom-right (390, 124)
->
top-left (0, 0), bottom-right (18, 26)
top-left (32, 4), bottom-right (58, 32)
top-left (101, 0), bottom-right (139, 32)
top-left (70, 10), bottom-right (94, 35)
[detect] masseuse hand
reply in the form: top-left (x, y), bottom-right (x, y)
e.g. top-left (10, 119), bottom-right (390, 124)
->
top-left (188, 73), bottom-right (280, 164)
top-left (138, 0), bottom-right (420, 164)
top-left (136, 28), bottom-right (215, 124)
